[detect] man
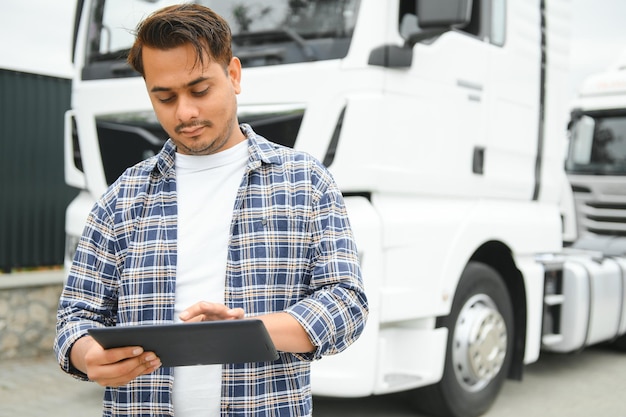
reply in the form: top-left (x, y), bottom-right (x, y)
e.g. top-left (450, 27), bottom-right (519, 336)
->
top-left (54, 4), bottom-right (368, 416)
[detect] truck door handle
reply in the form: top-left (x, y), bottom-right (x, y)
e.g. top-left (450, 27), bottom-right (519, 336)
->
top-left (473, 147), bottom-right (485, 174)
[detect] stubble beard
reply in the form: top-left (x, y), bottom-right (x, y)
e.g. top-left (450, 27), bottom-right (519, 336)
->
top-left (174, 117), bottom-right (236, 156)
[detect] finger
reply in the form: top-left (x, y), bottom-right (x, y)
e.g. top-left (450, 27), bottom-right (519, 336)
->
top-left (179, 301), bottom-right (210, 321)
top-left (85, 345), bottom-right (160, 386)
top-left (183, 314), bottom-right (206, 323)
top-left (122, 351), bottom-right (162, 379)
top-left (84, 344), bottom-right (140, 372)
top-left (184, 308), bottom-right (243, 322)
top-left (180, 301), bottom-right (228, 321)
top-left (225, 308), bottom-right (245, 319)
top-left (98, 345), bottom-right (144, 365)
top-left (91, 351), bottom-right (161, 387)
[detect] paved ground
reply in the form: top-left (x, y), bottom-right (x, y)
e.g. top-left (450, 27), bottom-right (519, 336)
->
top-left (314, 344), bottom-right (626, 417)
top-left (0, 353), bottom-right (103, 417)
top-left (1, 344), bottom-right (625, 417)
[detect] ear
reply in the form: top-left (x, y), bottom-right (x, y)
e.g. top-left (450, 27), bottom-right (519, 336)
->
top-left (228, 57), bottom-right (242, 94)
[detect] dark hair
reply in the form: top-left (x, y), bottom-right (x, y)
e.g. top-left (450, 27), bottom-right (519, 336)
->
top-left (127, 4), bottom-right (233, 76)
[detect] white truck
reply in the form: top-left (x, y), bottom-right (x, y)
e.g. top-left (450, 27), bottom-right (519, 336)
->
top-left (65, 1), bottom-right (626, 416)
top-left (567, 57), bottom-right (626, 257)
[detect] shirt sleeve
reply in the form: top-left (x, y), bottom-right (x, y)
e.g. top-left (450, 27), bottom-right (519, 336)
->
top-left (285, 174), bottom-right (369, 361)
top-left (54, 198), bottom-right (120, 379)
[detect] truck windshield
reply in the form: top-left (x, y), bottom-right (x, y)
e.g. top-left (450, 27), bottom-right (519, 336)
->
top-left (84, 0), bottom-right (361, 79)
top-left (566, 112), bottom-right (626, 176)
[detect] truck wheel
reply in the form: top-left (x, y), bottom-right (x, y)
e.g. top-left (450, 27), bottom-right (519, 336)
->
top-left (410, 261), bottom-right (514, 417)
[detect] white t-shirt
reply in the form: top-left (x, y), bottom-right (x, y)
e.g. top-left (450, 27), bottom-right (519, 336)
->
top-left (173, 140), bottom-right (248, 416)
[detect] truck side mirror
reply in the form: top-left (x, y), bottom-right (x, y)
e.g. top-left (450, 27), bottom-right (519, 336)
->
top-left (417, 0), bottom-right (473, 29)
top-left (403, 0), bottom-right (473, 45)
top-left (368, 0), bottom-right (472, 68)
top-left (570, 115), bottom-right (595, 165)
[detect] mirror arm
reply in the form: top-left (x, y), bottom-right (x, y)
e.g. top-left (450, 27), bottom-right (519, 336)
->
top-left (368, 27), bottom-right (450, 68)
top-left (368, 44), bottom-right (413, 68)
top-left (405, 27), bottom-right (449, 47)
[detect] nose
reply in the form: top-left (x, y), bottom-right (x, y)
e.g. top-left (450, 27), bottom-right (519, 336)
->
top-left (176, 94), bottom-right (200, 123)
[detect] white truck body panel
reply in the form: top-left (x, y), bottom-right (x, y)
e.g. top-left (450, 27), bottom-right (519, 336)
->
top-left (0, 0), bottom-right (74, 78)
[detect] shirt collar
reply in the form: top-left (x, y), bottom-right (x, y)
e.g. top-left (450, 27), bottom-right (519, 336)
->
top-left (155, 138), bottom-right (177, 177)
top-left (153, 123), bottom-right (282, 177)
top-left (240, 123), bottom-right (282, 166)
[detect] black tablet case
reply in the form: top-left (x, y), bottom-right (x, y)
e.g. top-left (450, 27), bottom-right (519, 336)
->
top-left (88, 319), bottom-right (278, 367)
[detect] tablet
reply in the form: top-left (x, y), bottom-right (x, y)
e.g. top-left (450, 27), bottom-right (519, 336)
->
top-left (88, 319), bottom-right (279, 367)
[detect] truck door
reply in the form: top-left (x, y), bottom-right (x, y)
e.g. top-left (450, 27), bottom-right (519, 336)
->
top-left (382, 0), bottom-right (500, 199)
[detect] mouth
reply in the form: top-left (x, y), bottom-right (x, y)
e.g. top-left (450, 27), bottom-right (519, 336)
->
top-left (179, 126), bottom-right (206, 138)
top-left (175, 121), bottom-right (212, 138)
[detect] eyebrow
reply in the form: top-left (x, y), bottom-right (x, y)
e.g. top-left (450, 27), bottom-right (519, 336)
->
top-left (150, 76), bottom-right (209, 93)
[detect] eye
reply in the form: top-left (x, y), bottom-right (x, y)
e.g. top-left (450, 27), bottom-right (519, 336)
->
top-left (192, 87), bottom-right (209, 97)
top-left (157, 95), bottom-right (175, 104)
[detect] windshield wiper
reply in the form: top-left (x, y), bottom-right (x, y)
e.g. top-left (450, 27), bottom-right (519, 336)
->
top-left (233, 29), bottom-right (318, 61)
top-left (282, 28), bottom-right (317, 61)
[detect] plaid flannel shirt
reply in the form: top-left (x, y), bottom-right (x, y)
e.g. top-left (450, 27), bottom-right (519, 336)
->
top-left (54, 125), bottom-right (368, 417)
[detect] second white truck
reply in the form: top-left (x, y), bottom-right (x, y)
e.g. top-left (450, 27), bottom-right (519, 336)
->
top-left (567, 55), bottom-right (626, 257)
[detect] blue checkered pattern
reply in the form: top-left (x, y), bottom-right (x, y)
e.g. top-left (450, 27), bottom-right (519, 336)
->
top-left (55, 125), bottom-right (368, 416)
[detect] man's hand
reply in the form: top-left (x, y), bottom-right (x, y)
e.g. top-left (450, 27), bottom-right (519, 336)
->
top-left (70, 336), bottom-right (161, 387)
top-left (179, 302), bottom-right (314, 353)
top-left (179, 301), bottom-right (245, 322)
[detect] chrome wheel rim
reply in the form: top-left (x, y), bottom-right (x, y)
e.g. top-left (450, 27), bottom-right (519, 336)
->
top-left (452, 294), bottom-right (507, 392)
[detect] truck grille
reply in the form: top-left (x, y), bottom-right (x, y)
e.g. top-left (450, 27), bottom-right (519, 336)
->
top-left (570, 179), bottom-right (626, 237)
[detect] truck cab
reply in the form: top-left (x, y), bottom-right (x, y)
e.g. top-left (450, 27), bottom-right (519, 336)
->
top-left (567, 60), bottom-right (626, 254)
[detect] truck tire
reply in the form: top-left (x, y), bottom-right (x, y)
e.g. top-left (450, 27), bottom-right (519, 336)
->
top-left (410, 261), bottom-right (514, 417)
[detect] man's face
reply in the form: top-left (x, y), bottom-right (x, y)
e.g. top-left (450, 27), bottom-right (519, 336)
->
top-left (142, 43), bottom-right (244, 155)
